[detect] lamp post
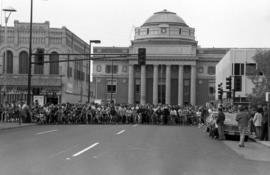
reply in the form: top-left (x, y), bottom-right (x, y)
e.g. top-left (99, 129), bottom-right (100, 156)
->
top-left (2, 6), bottom-right (16, 105)
top-left (27, 0), bottom-right (33, 106)
top-left (88, 40), bottom-right (100, 103)
top-left (111, 59), bottom-right (113, 104)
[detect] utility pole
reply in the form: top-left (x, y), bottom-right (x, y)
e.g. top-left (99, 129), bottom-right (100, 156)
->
top-left (27, 0), bottom-right (33, 106)
top-left (88, 40), bottom-right (101, 103)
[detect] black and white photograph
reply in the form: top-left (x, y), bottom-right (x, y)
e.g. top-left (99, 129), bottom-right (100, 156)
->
top-left (0, 0), bottom-right (270, 174)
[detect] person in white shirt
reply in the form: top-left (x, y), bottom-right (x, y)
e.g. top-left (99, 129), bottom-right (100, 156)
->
top-left (253, 108), bottom-right (263, 139)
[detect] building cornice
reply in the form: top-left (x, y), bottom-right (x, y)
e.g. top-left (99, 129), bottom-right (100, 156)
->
top-left (132, 38), bottom-right (197, 46)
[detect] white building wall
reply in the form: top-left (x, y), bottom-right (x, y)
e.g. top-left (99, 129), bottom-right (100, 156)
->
top-left (216, 48), bottom-right (268, 100)
top-left (216, 51), bottom-right (232, 99)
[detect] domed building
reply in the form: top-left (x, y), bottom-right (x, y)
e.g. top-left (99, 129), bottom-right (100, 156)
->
top-left (93, 10), bottom-right (228, 105)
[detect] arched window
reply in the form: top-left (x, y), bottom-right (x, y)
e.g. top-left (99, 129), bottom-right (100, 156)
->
top-left (49, 52), bottom-right (59, 74)
top-left (3, 51), bottom-right (13, 74)
top-left (19, 51), bottom-right (29, 74)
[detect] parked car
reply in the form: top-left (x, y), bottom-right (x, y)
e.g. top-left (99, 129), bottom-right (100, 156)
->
top-left (206, 111), bottom-right (250, 141)
top-left (223, 112), bottom-right (250, 140)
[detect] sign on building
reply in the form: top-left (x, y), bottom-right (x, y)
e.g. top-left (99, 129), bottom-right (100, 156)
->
top-left (33, 95), bottom-right (44, 106)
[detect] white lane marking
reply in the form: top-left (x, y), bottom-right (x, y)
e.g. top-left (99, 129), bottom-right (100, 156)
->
top-left (49, 144), bottom-right (79, 158)
top-left (66, 157), bottom-right (71, 160)
top-left (116, 129), bottom-right (125, 135)
top-left (132, 124), bottom-right (138, 127)
top-left (36, 129), bottom-right (57, 135)
top-left (72, 142), bottom-right (99, 157)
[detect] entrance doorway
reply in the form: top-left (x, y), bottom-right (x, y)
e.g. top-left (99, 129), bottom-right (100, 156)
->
top-left (46, 96), bottom-right (58, 105)
top-left (158, 84), bottom-right (165, 104)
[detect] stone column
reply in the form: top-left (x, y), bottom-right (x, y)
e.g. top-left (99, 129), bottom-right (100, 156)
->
top-left (190, 65), bottom-right (196, 105)
top-left (153, 64), bottom-right (158, 105)
top-left (128, 64), bottom-right (134, 104)
top-left (178, 65), bottom-right (183, 105)
top-left (165, 64), bottom-right (171, 105)
top-left (140, 65), bottom-right (146, 104)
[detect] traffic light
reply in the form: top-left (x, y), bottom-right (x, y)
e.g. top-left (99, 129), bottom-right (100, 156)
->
top-left (226, 76), bottom-right (232, 90)
top-left (218, 83), bottom-right (223, 100)
top-left (138, 48), bottom-right (146, 65)
top-left (35, 48), bottom-right (44, 65)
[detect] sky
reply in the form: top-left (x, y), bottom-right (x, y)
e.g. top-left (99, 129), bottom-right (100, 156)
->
top-left (3, 0), bottom-right (270, 48)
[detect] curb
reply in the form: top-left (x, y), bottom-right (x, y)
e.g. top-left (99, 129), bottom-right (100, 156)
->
top-left (0, 123), bottom-right (36, 130)
top-left (249, 136), bottom-right (270, 149)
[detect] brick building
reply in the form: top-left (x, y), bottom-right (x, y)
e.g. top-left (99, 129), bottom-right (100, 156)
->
top-left (0, 21), bottom-right (90, 105)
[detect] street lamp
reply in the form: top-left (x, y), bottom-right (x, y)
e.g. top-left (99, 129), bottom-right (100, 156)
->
top-left (27, 0), bottom-right (33, 106)
top-left (2, 6), bottom-right (16, 105)
top-left (88, 40), bottom-right (101, 103)
top-left (27, 0), bottom-right (47, 106)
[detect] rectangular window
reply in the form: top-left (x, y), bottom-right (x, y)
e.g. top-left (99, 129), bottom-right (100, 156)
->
top-left (147, 28), bottom-right (150, 35)
top-left (107, 80), bottom-right (117, 93)
top-left (209, 87), bottom-right (215, 95)
top-left (234, 63), bottom-right (240, 75)
top-left (234, 63), bottom-right (244, 75)
top-left (105, 65), bottom-right (118, 74)
top-left (234, 75), bottom-right (242, 91)
top-left (107, 85), bottom-right (116, 93)
top-left (105, 65), bottom-right (111, 74)
top-left (241, 64), bottom-right (244, 75)
top-left (135, 85), bottom-right (140, 93)
top-left (207, 66), bottom-right (215, 75)
top-left (179, 28), bottom-right (182, 35)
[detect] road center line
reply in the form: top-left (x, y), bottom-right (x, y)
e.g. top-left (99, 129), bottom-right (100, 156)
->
top-left (72, 142), bottom-right (99, 157)
top-left (132, 124), bottom-right (138, 127)
top-left (116, 129), bottom-right (125, 135)
top-left (36, 129), bottom-right (58, 135)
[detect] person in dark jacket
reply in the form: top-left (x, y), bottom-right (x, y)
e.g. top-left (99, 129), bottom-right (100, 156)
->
top-left (260, 106), bottom-right (268, 141)
top-left (162, 106), bottom-right (170, 125)
top-left (236, 106), bottom-right (250, 147)
top-left (216, 107), bottom-right (225, 140)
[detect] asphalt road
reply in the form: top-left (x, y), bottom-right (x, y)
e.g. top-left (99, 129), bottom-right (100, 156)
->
top-left (0, 124), bottom-right (269, 175)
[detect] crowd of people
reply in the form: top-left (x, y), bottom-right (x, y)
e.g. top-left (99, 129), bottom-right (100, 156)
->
top-left (0, 100), bottom-right (268, 145)
top-left (0, 101), bottom-right (209, 126)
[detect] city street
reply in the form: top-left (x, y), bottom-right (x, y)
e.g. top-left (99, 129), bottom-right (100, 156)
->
top-left (0, 125), bottom-right (270, 175)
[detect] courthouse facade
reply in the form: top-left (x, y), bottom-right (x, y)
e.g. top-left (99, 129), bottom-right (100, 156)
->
top-left (93, 10), bottom-right (228, 105)
top-left (0, 21), bottom-right (89, 105)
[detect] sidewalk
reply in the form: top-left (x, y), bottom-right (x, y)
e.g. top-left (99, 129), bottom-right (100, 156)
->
top-left (0, 122), bottom-right (36, 130)
top-left (249, 135), bottom-right (270, 148)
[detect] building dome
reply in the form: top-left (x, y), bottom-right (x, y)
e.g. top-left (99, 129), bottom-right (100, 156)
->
top-left (134, 9), bottom-right (195, 41)
top-left (142, 9), bottom-right (188, 27)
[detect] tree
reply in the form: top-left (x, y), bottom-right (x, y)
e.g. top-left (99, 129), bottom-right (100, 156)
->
top-left (248, 49), bottom-right (270, 106)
